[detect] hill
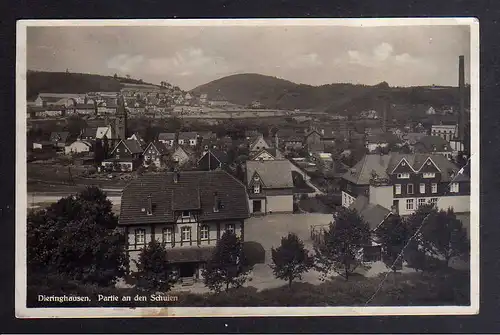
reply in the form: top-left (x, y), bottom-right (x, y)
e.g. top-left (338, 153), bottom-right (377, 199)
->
top-left (26, 70), bottom-right (160, 100)
top-left (191, 73), bottom-right (469, 115)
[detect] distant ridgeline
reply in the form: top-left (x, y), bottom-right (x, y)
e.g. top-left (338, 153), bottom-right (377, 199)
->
top-left (190, 73), bottom-right (471, 115)
top-left (26, 70), bottom-right (162, 100)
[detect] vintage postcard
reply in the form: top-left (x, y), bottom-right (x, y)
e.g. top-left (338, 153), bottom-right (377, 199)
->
top-left (16, 18), bottom-right (479, 318)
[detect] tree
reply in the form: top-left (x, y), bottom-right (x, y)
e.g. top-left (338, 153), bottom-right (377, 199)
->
top-left (114, 73), bottom-right (118, 79)
top-left (133, 240), bottom-right (176, 292)
top-left (420, 208), bottom-right (469, 266)
top-left (203, 231), bottom-right (249, 292)
top-left (376, 214), bottom-right (409, 272)
top-left (271, 233), bottom-right (313, 288)
top-left (27, 186), bottom-right (127, 286)
top-left (314, 208), bottom-right (371, 281)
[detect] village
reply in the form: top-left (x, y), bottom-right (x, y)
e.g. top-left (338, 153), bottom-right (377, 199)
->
top-left (26, 59), bottom-right (471, 299)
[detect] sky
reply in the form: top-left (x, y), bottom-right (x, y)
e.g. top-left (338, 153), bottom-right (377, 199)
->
top-left (26, 24), bottom-right (471, 91)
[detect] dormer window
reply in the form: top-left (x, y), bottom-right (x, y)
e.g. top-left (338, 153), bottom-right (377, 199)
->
top-left (182, 210), bottom-right (190, 218)
top-left (397, 173), bottom-right (410, 179)
top-left (253, 184), bottom-right (261, 194)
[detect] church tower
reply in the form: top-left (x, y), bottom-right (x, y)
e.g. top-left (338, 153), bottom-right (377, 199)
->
top-left (115, 93), bottom-right (128, 140)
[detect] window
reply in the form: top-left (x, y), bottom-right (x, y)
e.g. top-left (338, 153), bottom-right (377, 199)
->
top-left (418, 198), bottom-right (426, 207)
top-left (431, 183), bottom-right (438, 193)
top-left (406, 199), bottom-right (414, 210)
top-left (116, 148), bottom-right (120, 153)
top-left (200, 225), bottom-right (209, 240)
top-left (181, 227), bottom-right (191, 241)
top-left (225, 224), bottom-right (235, 234)
top-left (162, 227), bottom-right (173, 244)
top-left (450, 183), bottom-right (459, 193)
top-left (397, 173), bottom-right (410, 179)
top-left (134, 229), bottom-right (145, 245)
top-left (395, 184), bottom-right (402, 195)
top-left (407, 183), bottom-right (414, 194)
top-left (430, 198), bottom-right (438, 206)
top-left (423, 172), bottom-right (435, 178)
top-left (420, 183), bottom-right (426, 194)
top-left (253, 184), bottom-right (260, 194)
top-left (182, 211), bottom-right (190, 218)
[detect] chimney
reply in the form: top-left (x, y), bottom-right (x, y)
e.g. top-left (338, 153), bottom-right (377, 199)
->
top-left (458, 55), bottom-right (465, 147)
top-left (147, 194), bottom-right (152, 215)
top-left (275, 132), bottom-right (279, 148)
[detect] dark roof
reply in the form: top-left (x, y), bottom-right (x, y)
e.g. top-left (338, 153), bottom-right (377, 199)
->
top-left (198, 131), bottom-right (216, 139)
top-left (283, 134), bottom-right (305, 142)
top-left (414, 136), bottom-right (452, 153)
top-left (201, 150), bottom-right (228, 165)
top-left (158, 132), bottom-right (176, 141)
top-left (342, 153), bottom-right (464, 185)
top-left (119, 171), bottom-right (249, 225)
top-left (166, 247), bottom-right (215, 264)
top-left (366, 133), bottom-right (399, 144)
top-left (114, 139), bottom-right (143, 154)
top-left (245, 160), bottom-right (293, 188)
top-left (145, 141), bottom-right (169, 155)
top-left (81, 127), bottom-right (97, 138)
top-left (349, 195), bottom-right (391, 231)
top-left (178, 132), bottom-right (198, 140)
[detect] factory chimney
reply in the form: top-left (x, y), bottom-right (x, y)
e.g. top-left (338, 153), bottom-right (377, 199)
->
top-left (458, 55), bottom-right (465, 145)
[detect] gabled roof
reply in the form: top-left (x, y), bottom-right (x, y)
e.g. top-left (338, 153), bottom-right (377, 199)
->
top-left (158, 132), bottom-right (176, 141)
top-left (112, 139), bottom-right (143, 154)
top-left (349, 195), bottom-right (392, 231)
top-left (249, 135), bottom-right (271, 149)
top-left (342, 153), bottom-right (464, 185)
top-left (245, 160), bottom-right (293, 189)
top-left (198, 150), bottom-right (228, 165)
top-left (119, 171), bottom-right (250, 225)
top-left (144, 141), bottom-right (169, 155)
top-left (96, 126), bottom-right (111, 139)
top-left (250, 147), bottom-right (284, 160)
top-left (414, 136), bottom-right (452, 153)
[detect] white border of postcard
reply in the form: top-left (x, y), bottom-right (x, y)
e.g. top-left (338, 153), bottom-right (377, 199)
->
top-left (15, 17), bottom-right (480, 318)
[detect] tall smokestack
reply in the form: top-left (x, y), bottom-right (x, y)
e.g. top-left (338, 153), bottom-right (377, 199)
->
top-left (382, 98), bottom-right (387, 133)
top-left (458, 55), bottom-right (465, 144)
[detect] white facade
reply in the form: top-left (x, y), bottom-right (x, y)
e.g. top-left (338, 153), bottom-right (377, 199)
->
top-left (341, 191), bottom-right (356, 208)
top-left (366, 142), bottom-right (389, 152)
top-left (431, 125), bottom-right (457, 142)
top-left (249, 195), bottom-right (293, 214)
top-left (65, 140), bottom-right (91, 155)
top-left (394, 195), bottom-right (470, 216)
top-left (126, 218), bottom-right (243, 272)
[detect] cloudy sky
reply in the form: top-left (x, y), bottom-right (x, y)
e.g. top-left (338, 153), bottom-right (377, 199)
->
top-left (27, 24), bottom-right (470, 91)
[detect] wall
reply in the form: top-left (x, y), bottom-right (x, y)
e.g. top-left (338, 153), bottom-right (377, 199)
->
top-left (266, 195), bottom-right (294, 213)
top-left (341, 191), bottom-right (356, 208)
top-left (396, 195), bottom-right (470, 216)
top-left (368, 184), bottom-right (393, 210)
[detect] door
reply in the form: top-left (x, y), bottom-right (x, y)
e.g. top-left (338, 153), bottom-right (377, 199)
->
top-left (253, 200), bottom-right (262, 213)
top-left (179, 263), bottom-right (196, 278)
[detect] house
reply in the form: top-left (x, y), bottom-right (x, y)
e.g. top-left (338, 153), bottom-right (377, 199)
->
top-left (349, 195), bottom-right (393, 262)
top-left (102, 139), bottom-right (144, 172)
top-left (197, 131), bottom-right (216, 141)
top-left (119, 170), bottom-right (250, 278)
top-left (413, 136), bottom-right (453, 159)
top-left (80, 127), bottom-right (98, 141)
top-left (143, 141), bottom-right (169, 168)
top-left (199, 93), bottom-right (208, 105)
top-left (198, 150), bottom-right (228, 171)
top-left (65, 140), bottom-right (92, 155)
top-left (49, 131), bottom-right (71, 151)
top-left (402, 132), bottom-right (427, 146)
top-left (171, 146), bottom-right (192, 166)
top-left (245, 160), bottom-right (294, 215)
top-left (283, 135), bottom-right (305, 151)
top-left (178, 132), bottom-right (198, 147)
top-left (249, 135), bottom-right (271, 153)
top-left (96, 126), bottom-right (113, 140)
top-left (250, 147), bottom-right (285, 161)
top-left (128, 133), bottom-right (147, 149)
top-left (245, 130), bottom-right (263, 140)
top-left (158, 132), bottom-right (176, 147)
top-left (72, 103), bottom-right (96, 116)
top-left (431, 124), bottom-right (457, 142)
top-left (340, 153), bottom-right (470, 215)
top-left (34, 93), bottom-right (83, 107)
top-left (209, 95), bottom-right (229, 107)
top-left (426, 106), bottom-right (437, 115)
top-left (304, 129), bottom-right (322, 149)
top-left (365, 133), bottom-right (400, 153)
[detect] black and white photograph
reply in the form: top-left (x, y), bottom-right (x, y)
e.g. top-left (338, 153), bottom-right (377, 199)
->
top-left (16, 18), bottom-right (479, 318)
